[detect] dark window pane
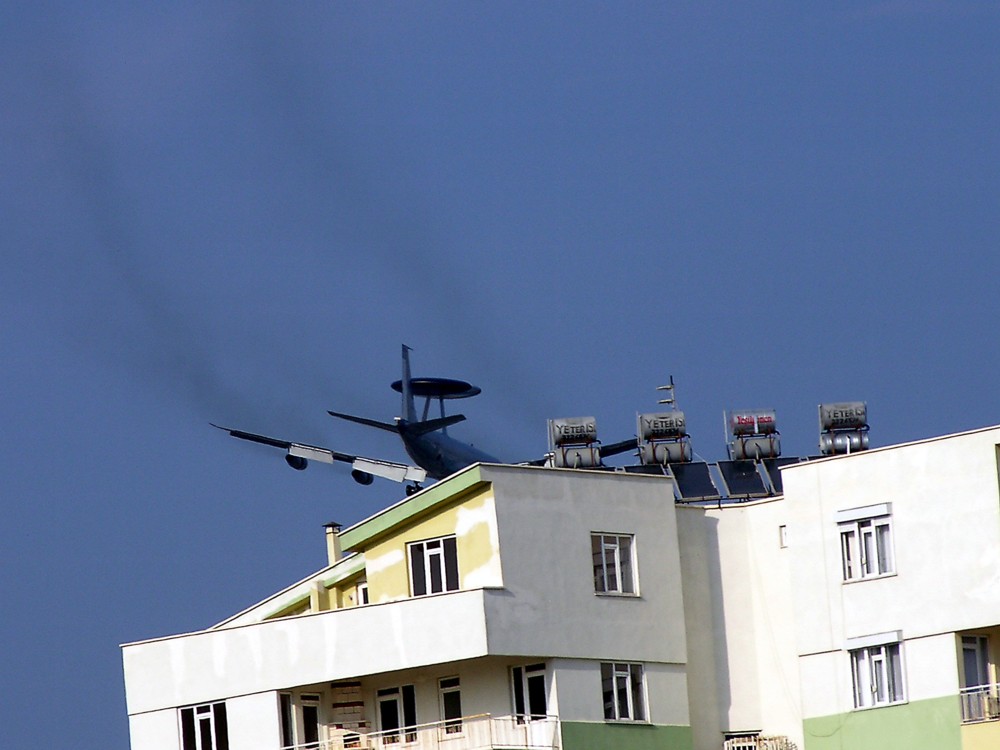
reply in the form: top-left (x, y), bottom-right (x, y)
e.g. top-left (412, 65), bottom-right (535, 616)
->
top-left (601, 663), bottom-right (614, 720)
top-left (402, 685), bottom-right (417, 729)
top-left (213, 703), bottom-right (229, 750)
top-left (443, 537), bottom-right (459, 591)
top-left (279, 694), bottom-right (293, 748)
top-left (402, 684), bottom-right (417, 743)
top-left (303, 704), bottom-right (319, 747)
top-left (512, 667), bottom-right (525, 719)
top-left (527, 672), bottom-right (547, 718)
top-left (180, 708), bottom-right (196, 750)
top-left (380, 698), bottom-right (400, 732)
top-left (429, 549), bottom-right (443, 593)
top-left (410, 543), bottom-right (426, 596)
top-left (630, 665), bottom-right (644, 721)
top-left (199, 717), bottom-right (214, 750)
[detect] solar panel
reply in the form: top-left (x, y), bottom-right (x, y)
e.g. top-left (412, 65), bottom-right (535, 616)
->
top-left (762, 457), bottom-right (802, 494)
top-left (668, 462), bottom-right (720, 500)
top-left (717, 460), bottom-right (768, 498)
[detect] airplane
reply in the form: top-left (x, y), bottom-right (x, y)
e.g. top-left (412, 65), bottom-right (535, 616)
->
top-left (213, 345), bottom-right (635, 494)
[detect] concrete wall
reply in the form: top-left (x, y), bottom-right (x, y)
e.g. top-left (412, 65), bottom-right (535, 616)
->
top-left (486, 466), bottom-right (685, 665)
top-left (676, 499), bottom-right (802, 750)
top-left (784, 426), bottom-right (1000, 722)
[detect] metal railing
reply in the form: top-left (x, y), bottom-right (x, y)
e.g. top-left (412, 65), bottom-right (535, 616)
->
top-left (282, 714), bottom-right (560, 750)
top-left (723, 736), bottom-right (797, 750)
top-left (960, 684), bottom-right (1000, 723)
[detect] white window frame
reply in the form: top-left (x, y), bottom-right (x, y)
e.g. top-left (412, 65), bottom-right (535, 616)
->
top-left (278, 691), bottom-right (322, 750)
top-left (848, 634), bottom-right (906, 709)
top-left (601, 662), bottom-right (646, 722)
top-left (179, 701), bottom-right (229, 750)
top-left (407, 536), bottom-right (459, 597)
top-left (511, 663), bottom-right (548, 723)
top-left (837, 504), bottom-right (894, 582)
top-left (356, 581), bottom-right (369, 606)
top-left (438, 676), bottom-right (463, 736)
top-left (377, 685), bottom-right (417, 744)
top-left (592, 533), bottom-right (637, 595)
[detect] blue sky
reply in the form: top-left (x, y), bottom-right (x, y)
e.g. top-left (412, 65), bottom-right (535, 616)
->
top-left (2, 3), bottom-right (999, 747)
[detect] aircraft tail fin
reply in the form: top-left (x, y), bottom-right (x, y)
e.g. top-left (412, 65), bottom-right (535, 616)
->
top-left (401, 344), bottom-right (417, 423)
top-left (406, 414), bottom-right (467, 436)
top-left (327, 411), bottom-right (400, 433)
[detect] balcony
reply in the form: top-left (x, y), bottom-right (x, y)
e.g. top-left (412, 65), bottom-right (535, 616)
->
top-left (960, 683), bottom-right (1000, 723)
top-left (722, 736), bottom-right (797, 750)
top-left (287, 715), bottom-right (560, 750)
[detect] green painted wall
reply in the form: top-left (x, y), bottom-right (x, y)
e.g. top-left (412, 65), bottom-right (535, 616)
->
top-left (560, 721), bottom-right (693, 750)
top-left (803, 696), bottom-right (961, 750)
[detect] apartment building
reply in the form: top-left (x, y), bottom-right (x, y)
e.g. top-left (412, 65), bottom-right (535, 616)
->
top-left (122, 425), bottom-right (1000, 750)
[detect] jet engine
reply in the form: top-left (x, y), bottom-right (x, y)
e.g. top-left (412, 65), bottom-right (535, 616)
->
top-left (351, 469), bottom-right (374, 485)
top-left (285, 454), bottom-right (308, 471)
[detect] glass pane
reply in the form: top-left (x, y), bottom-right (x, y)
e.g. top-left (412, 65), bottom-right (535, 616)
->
top-left (619, 537), bottom-right (634, 594)
top-left (212, 704), bottom-right (228, 750)
top-left (443, 537), bottom-right (459, 591)
top-left (181, 708), bottom-right (197, 750)
top-left (302, 705), bottom-right (319, 747)
top-left (198, 717), bottom-right (214, 750)
top-left (861, 524), bottom-right (876, 576)
top-left (442, 690), bottom-right (463, 733)
top-left (616, 673), bottom-right (630, 719)
top-left (402, 685), bottom-right (417, 742)
top-left (429, 549), bottom-right (443, 593)
top-left (887, 645), bottom-right (903, 702)
top-left (279, 695), bottom-right (294, 748)
top-left (876, 523), bottom-right (893, 574)
top-left (512, 667), bottom-right (525, 718)
top-left (604, 544), bottom-right (619, 592)
top-left (410, 543), bottom-right (426, 596)
top-left (629, 665), bottom-right (644, 721)
top-left (872, 651), bottom-right (887, 703)
top-left (592, 535), bottom-right (606, 592)
top-left (527, 672), bottom-right (547, 718)
top-left (841, 530), bottom-right (855, 580)
top-left (601, 663), bottom-right (615, 719)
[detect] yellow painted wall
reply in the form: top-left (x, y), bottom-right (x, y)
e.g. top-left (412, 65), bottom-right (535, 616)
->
top-left (961, 719), bottom-right (1000, 750)
top-left (363, 486), bottom-right (501, 603)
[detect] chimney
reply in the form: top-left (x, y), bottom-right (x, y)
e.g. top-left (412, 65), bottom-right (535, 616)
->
top-left (324, 522), bottom-right (343, 566)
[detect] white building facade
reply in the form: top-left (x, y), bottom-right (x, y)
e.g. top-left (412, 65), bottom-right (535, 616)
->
top-left (123, 425), bottom-right (1000, 750)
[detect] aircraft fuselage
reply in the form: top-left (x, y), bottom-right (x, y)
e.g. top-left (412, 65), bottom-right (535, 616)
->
top-left (398, 422), bottom-right (500, 480)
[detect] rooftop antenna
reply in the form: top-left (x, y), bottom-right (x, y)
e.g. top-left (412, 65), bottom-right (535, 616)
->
top-left (657, 376), bottom-right (677, 408)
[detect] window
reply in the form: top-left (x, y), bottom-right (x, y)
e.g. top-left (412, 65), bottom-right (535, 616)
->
top-left (601, 663), bottom-right (645, 721)
top-left (180, 702), bottom-right (229, 750)
top-left (850, 641), bottom-right (905, 708)
top-left (439, 677), bottom-right (463, 735)
top-left (377, 685), bottom-right (417, 743)
top-left (837, 504), bottom-right (894, 581)
top-left (278, 692), bottom-right (321, 749)
top-left (408, 536), bottom-right (459, 596)
top-left (356, 581), bottom-right (369, 605)
top-left (592, 533), bottom-right (636, 594)
top-left (511, 663), bottom-right (547, 722)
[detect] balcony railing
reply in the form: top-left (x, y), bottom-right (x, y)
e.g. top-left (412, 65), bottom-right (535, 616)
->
top-left (960, 684), bottom-right (1000, 723)
top-left (723, 737), bottom-right (797, 750)
top-left (284, 714), bottom-right (560, 750)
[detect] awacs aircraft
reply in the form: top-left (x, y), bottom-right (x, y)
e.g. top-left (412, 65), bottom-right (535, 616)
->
top-left (213, 345), bottom-right (634, 494)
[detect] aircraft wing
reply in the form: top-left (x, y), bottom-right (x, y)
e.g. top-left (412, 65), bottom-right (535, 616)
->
top-left (210, 424), bottom-right (427, 484)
